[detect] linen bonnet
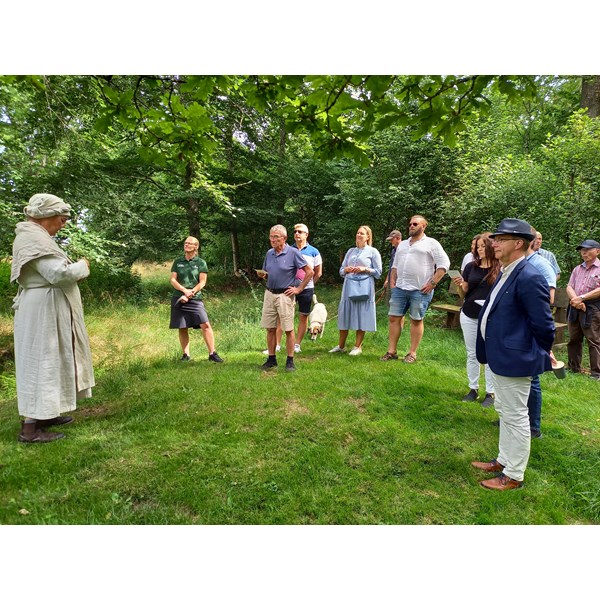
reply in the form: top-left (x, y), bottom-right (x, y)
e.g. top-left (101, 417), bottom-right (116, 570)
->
top-left (24, 193), bottom-right (72, 218)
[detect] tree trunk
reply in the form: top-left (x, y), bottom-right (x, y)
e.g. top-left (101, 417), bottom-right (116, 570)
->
top-left (185, 161), bottom-right (200, 241)
top-left (230, 224), bottom-right (240, 273)
top-left (580, 76), bottom-right (600, 118)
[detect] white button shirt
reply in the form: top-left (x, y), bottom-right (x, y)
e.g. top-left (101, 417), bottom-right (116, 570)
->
top-left (392, 234), bottom-right (450, 291)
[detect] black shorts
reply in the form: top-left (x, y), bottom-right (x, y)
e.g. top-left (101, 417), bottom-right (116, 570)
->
top-left (169, 297), bottom-right (209, 329)
top-left (296, 288), bottom-right (314, 315)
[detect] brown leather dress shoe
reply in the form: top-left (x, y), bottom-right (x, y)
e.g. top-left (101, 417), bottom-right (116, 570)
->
top-left (471, 459), bottom-right (504, 472)
top-left (480, 474), bottom-right (523, 491)
top-left (36, 416), bottom-right (74, 429)
top-left (18, 422), bottom-right (65, 443)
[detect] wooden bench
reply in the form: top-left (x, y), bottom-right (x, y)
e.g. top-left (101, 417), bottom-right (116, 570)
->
top-left (551, 288), bottom-right (569, 347)
top-left (431, 280), bottom-right (463, 328)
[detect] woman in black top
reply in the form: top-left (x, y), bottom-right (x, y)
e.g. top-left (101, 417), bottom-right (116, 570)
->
top-left (452, 233), bottom-right (500, 406)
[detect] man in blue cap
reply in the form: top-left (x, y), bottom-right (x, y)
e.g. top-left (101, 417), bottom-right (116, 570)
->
top-left (472, 218), bottom-right (555, 490)
top-left (566, 239), bottom-right (600, 380)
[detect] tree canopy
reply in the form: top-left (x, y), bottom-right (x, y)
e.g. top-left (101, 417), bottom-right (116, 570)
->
top-left (1, 74), bottom-right (598, 278)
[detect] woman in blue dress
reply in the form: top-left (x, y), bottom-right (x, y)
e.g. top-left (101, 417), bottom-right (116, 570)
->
top-left (329, 225), bottom-right (382, 356)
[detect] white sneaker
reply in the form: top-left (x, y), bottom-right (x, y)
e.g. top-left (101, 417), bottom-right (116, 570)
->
top-left (294, 344), bottom-right (301, 353)
top-left (349, 346), bottom-right (362, 356)
top-left (329, 345), bottom-right (346, 353)
top-left (262, 345), bottom-right (281, 355)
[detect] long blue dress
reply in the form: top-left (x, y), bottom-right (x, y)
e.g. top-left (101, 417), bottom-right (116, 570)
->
top-left (337, 245), bottom-right (382, 331)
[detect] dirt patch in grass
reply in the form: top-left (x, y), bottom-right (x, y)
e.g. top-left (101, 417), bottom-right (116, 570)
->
top-left (284, 397), bottom-right (310, 418)
top-left (347, 396), bottom-right (368, 413)
top-left (77, 403), bottom-right (115, 418)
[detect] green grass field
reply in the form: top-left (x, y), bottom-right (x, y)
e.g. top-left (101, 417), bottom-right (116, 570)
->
top-left (1, 264), bottom-right (599, 525)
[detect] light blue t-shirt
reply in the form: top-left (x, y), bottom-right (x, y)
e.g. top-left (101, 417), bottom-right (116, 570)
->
top-left (527, 252), bottom-right (557, 289)
top-left (536, 248), bottom-right (561, 275)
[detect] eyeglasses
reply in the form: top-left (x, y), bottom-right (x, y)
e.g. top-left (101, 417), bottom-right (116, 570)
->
top-left (492, 238), bottom-right (520, 244)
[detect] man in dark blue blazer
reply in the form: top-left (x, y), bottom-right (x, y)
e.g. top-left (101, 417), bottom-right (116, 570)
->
top-left (472, 218), bottom-right (555, 491)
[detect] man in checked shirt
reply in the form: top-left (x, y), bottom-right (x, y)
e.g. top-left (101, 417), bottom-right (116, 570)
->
top-left (566, 239), bottom-right (600, 380)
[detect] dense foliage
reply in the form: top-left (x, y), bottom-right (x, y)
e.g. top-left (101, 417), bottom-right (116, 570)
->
top-left (1, 75), bottom-right (598, 288)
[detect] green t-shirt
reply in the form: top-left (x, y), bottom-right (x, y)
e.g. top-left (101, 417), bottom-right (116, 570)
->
top-left (171, 255), bottom-right (208, 300)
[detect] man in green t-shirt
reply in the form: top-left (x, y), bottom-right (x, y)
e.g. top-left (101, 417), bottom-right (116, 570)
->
top-left (169, 236), bottom-right (224, 363)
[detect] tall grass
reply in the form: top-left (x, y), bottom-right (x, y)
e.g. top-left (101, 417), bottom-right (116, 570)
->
top-left (0, 263), bottom-right (599, 525)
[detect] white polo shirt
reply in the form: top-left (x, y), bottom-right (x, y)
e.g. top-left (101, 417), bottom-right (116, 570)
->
top-left (392, 234), bottom-right (450, 291)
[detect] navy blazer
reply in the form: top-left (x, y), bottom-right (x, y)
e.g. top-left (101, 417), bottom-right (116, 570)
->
top-left (476, 259), bottom-right (555, 377)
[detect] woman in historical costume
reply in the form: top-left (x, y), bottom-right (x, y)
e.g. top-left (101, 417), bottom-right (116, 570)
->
top-left (169, 236), bottom-right (224, 363)
top-left (11, 194), bottom-right (95, 443)
top-left (329, 225), bottom-right (382, 356)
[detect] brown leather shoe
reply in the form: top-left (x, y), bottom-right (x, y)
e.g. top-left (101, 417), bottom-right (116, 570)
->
top-left (471, 459), bottom-right (504, 472)
top-left (36, 416), bottom-right (74, 429)
top-left (18, 421), bottom-right (65, 443)
top-left (480, 474), bottom-right (523, 491)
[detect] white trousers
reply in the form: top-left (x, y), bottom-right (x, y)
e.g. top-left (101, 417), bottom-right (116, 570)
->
top-left (460, 312), bottom-right (494, 393)
top-left (492, 372), bottom-right (532, 481)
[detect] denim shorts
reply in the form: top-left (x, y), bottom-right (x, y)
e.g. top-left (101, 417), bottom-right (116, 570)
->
top-left (389, 287), bottom-right (433, 320)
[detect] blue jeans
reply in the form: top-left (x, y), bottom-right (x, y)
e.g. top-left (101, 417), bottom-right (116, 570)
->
top-left (527, 375), bottom-right (542, 431)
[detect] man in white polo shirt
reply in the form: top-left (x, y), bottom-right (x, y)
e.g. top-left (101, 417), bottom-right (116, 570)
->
top-left (381, 215), bottom-right (450, 363)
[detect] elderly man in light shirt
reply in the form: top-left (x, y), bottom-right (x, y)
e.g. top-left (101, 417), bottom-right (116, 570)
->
top-left (532, 231), bottom-right (561, 281)
top-left (381, 215), bottom-right (450, 363)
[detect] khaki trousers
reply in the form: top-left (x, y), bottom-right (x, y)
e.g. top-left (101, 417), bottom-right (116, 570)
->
top-left (492, 372), bottom-right (532, 482)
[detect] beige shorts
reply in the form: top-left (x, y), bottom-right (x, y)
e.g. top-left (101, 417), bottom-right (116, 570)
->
top-left (260, 290), bottom-right (296, 330)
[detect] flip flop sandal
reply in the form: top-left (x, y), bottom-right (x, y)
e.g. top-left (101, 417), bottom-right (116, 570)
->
top-left (403, 353), bottom-right (417, 364)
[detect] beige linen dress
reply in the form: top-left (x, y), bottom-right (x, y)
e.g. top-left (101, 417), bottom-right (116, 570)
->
top-left (12, 222), bottom-right (95, 419)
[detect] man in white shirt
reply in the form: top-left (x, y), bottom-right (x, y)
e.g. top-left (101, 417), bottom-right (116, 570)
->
top-left (381, 215), bottom-right (450, 363)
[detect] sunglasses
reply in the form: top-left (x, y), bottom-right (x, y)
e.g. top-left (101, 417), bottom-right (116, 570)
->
top-left (294, 230), bottom-right (307, 234)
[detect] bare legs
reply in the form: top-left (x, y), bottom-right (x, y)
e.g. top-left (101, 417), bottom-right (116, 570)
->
top-left (178, 322), bottom-right (217, 356)
top-left (408, 318), bottom-right (424, 356)
top-left (337, 329), bottom-right (365, 349)
top-left (268, 327), bottom-right (296, 356)
top-left (387, 316), bottom-right (405, 353)
top-left (386, 315), bottom-right (423, 358)
top-left (275, 313), bottom-right (308, 347)
top-left (178, 328), bottom-right (191, 356)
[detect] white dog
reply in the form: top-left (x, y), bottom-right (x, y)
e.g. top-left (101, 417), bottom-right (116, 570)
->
top-left (308, 294), bottom-right (328, 341)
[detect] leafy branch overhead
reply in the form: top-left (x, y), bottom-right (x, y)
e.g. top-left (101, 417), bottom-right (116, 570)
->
top-left (92, 75), bottom-right (540, 167)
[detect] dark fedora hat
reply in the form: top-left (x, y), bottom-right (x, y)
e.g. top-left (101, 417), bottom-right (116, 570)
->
top-left (576, 239), bottom-right (600, 250)
top-left (489, 218), bottom-right (535, 241)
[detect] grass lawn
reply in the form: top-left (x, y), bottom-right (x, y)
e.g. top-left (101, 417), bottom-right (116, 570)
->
top-left (1, 264), bottom-right (599, 525)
